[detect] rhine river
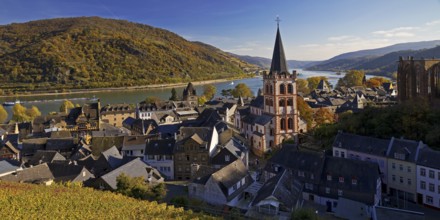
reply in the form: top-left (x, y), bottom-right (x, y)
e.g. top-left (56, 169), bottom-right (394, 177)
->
top-left (1, 69), bottom-right (384, 120)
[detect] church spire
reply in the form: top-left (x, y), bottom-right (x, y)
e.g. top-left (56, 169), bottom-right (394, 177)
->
top-left (270, 19), bottom-right (288, 75)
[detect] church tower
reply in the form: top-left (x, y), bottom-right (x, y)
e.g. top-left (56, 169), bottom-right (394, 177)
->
top-left (263, 23), bottom-right (299, 148)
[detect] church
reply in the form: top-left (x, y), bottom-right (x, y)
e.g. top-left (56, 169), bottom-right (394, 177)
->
top-left (235, 24), bottom-right (304, 157)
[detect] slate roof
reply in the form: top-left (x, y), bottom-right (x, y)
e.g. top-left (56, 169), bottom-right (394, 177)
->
top-left (269, 27), bottom-right (288, 74)
top-left (48, 163), bottom-right (94, 182)
top-left (145, 139), bottom-right (175, 155)
top-left (46, 138), bottom-right (77, 151)
top-left (176, 127), bottom-right (213, 150)
top-left (1, 141), bottom-right (20, 154)
top-left (122, 117), bottom-right (136, 127)
top-left (101, 103), bottom-right (134, 114)
top-left (0, 163), bottom-right (54, 183)
top-left (28, 150), bottom-right (66, 166)
top-left (99, 158), bottom-right (163, 190)
top-left (320, 156), bottom-right (380, 205)
top-left (252, 170), bottom-right (302, 209)
top-left (387, 138), bottom-right (424, 162)
top-left (249, 95), bottom-right (264, 109)
top-left (49, 131), bottom-right (72, 139)
top-left (0, 159), bottom-right (21, 175)
top-left (101, 146), bottom-right (123, 168)
top-left (122, 135), bottom-right (149, 151)
top-left (417, 147), bottom-right (440, 169)
top-left (333, 132), bottom-right (390, 157)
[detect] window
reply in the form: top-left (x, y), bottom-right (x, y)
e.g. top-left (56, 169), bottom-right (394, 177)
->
top-left (305, 183), bottom-right (313, 190)
top-left (407, 178), bottom-right (411, 185)
top-left (165, 155), bottom-right (172, 160)
top-left (352, 178), bottom-right (358, 185)
top-left (438, 172), bottom-right (440, 180)
top-left (225, 155), bottom-right (230, 162)
top-left (311, 174), bottom-right (314, 180)
top-left (280, 84), bottom-right (286, 94)
top-left (338, 190), bottom-right (343, 196)
top-left (287, 84), bottom-right (293, 94)
top-left (429, 183), bottom-right (435, 192)
top-left (392, 175), bottom-right (396, 182)
top-left (186, 155), bottom-right (190, 161)
top-left (288, 118), bottom-right (293, 130)
top-left (341, 152), bottom-right (345, 158)
top-left (438, 185), bottom-right (440, 194)
top-left (407, 166), bottom-right (411, 173)
top-left (400, 176), bottom-right (403, 183)
top-left (426, 196), bottom-right (433, 204)
top-left (148, 155), bottom-right (154, 160)
top-left (327, 174), bottom-right (332, 181)
top-left (421, 181), bottom-right (426, 190)
top-left (280, 118), bottom-right (286, 130)
top-left (421, 168), bottom-right (426, 176)
top-left (429, 170), bottom-right (435, 179)
top-left (399, 164), bottom-right (403, 171)
top-left (334, 150), bottom-right (339, 157)
top-left (233, 184), bottom-right (237, 191)
top-left (392, 163), bottom-right (396, 169)
top-left (339, 177), bottom-right (344, 183)
top-left (298, 171), bottom-right (305, 177)
top-left (325, 187), bottom-right (330, 194)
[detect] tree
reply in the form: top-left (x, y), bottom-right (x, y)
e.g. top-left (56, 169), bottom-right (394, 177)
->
top-left (336, 70), bottom-right (365, 88)
top-left (203, 85), bottom-right (216, 100)
top-left (170, 196), bottom-right (189, 208)
top-left (12, 103), bottom-right (30, 122)
top-left (314, 107), bottom-right (334, 128)
top-left (297, 97), bottom-right (313, 129)
top-left (307, 76), bottom-right (330, 91)
top-left (296, 79), bottom-right (310, 94)
top-left (291, 208), bottom-right (319, 220)
top-left (151, 183), bottom-right (166, 201)
top-left (221, 89), bottom-right (232, 97)
top-left (116, 173), bottom-right (167, 201)
top-left (198, 96), bottom-right (208, 105)
top-left (231, 83), bottom-right (253, 98)
top-left (60, 100), bottom-right (75, 113)
top-left (144, 96), bottom-right (161, 104)
top-left (365, 77), bottom-right (391, 88)
top-left (169, 88), bottom-right (178, 101)
top-left (25, 106), bottom-right (41, 120)
top-left (0, 105), bottom-right (8, 123)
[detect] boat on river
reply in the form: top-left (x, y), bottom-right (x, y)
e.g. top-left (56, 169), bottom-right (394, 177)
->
top-left (2, 100), bottom-right (21, 106)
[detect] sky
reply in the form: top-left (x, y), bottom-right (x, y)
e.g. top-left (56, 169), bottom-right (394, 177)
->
top-left (1, 0), bottom-right (439, 60)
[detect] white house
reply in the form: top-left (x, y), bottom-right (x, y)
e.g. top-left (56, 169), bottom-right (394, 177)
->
top-left (144, 139), bottom-right (175, 180)
top-left (416, 147), bottom-right (440, 208)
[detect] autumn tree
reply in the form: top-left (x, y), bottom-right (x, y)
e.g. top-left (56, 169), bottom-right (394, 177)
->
top-left (336, 70), bottom-right (365, 88)
top-left (231, 83), bottom-right (253, 98)
top-left (296, 79), bottom-right (310, 94)
top-left (12, 104), bottom-right (30, 122)
top-left (116, 173), bottom-right (166, 201)
top-left (314, 107), bottom-right (334, 128)
top-left (203, 84), bottom-right (216, 100)
top-left (60, 100), bottom-right (75, 113)
top-left (26, 106), bottom-right (41, 120)
top-left (198, 96), bottom-right (208, 105)
top-left (169, 88), bottom-right (178, 101)
top-left (297, 97), bottom-right (313, 129)
top-left (365, 77), bottom-right (391, 88)
top-left (0, 105), bottom-right (8, 123)
top-left (144, 96), bottom-right (161, 104)
top-left (307, 76), bottom-right (330, 91)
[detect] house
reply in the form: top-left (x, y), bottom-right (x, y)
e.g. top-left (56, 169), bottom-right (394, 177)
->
top-left (48, 162), bottom-right (94, 183)
top-left (0, 141), bottom-right (20, 160)
top-left (189, 159), bottom-right (253, 206)
top-left (211, 137), bottom-right (248, 169)
top-left (174, 126), bottom-right (218, 180)
top-left (92, 158), bottom-right (163, 190)
top-left (0, 159), bottom-right (23, 177)
top-left (21, 138), bottom-right (47, 159)
top-left (65, 101), bottom-right (101, 132)
top-left (121, 135), bottom-right (149, 157)
top-left (416, 147), bottom-right (440, 208)
top-left (91, 146), bottom-right (123, 177)
top-left (182, 82), bottom-right (198, 104)
top-left (122, 117), bottom-right (158, 135)
top-left (27, 150), bottom-right (66, 166)
top-left (251, 170), bottom-right (303, 216)
top-left (0, 163), bottom-right (54, 185)
top-left (144, 139), bottom-right (175, 180)
top-left (100, 104), bottom-right (135, 127)
top-left (386, 138), bottom-right (425, 202)
top-left (332, 132), bottom-right (390, 188)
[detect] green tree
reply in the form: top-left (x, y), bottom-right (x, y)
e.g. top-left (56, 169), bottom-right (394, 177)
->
top-left (169, 88), bottom-right (178, 101)
top-left (198, 96), bottom-right (208, 105)
top-left (116, 173), bottom-right (167, 201)
top-left (296, 78), bottom-right (310, 94)
top-left (145, 96), bottom-right (161, 104)
top-left (26, 106), bottom-right (41, 120)
top-left (221, 89), bottom-right (232, 97)
top-left (12, 103), bottom-right (30, 122)
top-left (203, 84), bottom-right (216, 100)
top-left (307, 76), bottom-right (330, 91)
top-left (291, 208), bottom-right (319, 220)
top-left (151, 183), bottom-right (166, 201)
top-left (0, 105), bottom-right (8, 123)
top-left (60, 100), bottom-right (75, 113)
top-left (170, 196), bottom-right (189, 208)
top-left (231, 83), bottom-right (253, 98)
top-left (336, 70), bottom-right (365, 88)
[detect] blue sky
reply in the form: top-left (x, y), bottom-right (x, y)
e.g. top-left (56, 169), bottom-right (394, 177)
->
top-left (1, 0), bottom-right (439, 60)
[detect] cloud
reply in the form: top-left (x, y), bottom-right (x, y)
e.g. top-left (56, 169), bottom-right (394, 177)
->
top-left (372, 27), bottom-right (418, 38)
top-left (299, 44), bottom-right (320, 48)
top-left (426, 20), bottom-right (440, 26)
top-left (327, 35), bottom-right (359, 41)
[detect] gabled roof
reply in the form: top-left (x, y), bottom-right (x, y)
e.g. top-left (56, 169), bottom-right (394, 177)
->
top-left (249, 95), bottom-right (264, 109)
top-left (211, 159), bottom-right (249, 192)
top-left (416, 147), bottom-right (440, 169)
top-left (0, 159), bottom-right (21, 175)
top-left (46, 138), bottom-right (77, 151)
top-left (176, 127), bottom-right (212, 149)
top-left (48, 163), bottom-right (94, 182)
top-left (101, 146), bottom-right (123, 168)
top-left (387, 138), bottom-right (424, 162)
top-left (0, 163), bottom-right (54, 183)
top-left (122, 135), bottom-right (149, 151)
top-left (28, 150), bottom-right (66, 166)
top-left (333, 132), bottom-right (390, 157)
top-left (100, 158), bottom-right (163, 190)
top-left (1, 141), bottom-right (20, 154)
top-left (269, 27), bottom-right (288, 74)
top-left (252, 170), bottom-right (302, 209)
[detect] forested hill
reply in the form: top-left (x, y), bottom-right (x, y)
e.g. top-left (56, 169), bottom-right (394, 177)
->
top-left (0, 17), bottom-right (255, 91)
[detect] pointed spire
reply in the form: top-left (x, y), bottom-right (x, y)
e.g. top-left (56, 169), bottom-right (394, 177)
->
top-left (270, 25), bottom-right (288, 74)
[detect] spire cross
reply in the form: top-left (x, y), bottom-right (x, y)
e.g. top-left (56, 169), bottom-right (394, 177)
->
top-left (275, 16), bottom-right (281, 27)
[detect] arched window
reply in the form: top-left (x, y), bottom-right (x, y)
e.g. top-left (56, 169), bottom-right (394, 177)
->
top-left (279, 98), bottom-right (285, 106)
top-left (280, 118), bottom-right (286, 130)
top-left (265, 84), bottom-right (269, 94)
top-left (270, 85), bottom-right (273, 94)
top-left (269, 140), bottom-right (274, 147)
top-left (288, 118), bottom-right (293, 129)
top-left (288, 84), bottom-right (293, 94)
top-left (280, 84), bottom-right (285, 94)
top-left (287, 98), bottom-right (293, 106)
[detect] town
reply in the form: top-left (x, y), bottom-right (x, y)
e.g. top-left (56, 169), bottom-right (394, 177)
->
top-left (1, 22), bottom-right (439, 220)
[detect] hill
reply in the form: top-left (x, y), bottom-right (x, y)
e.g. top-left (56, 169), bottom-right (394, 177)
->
top-left (0, 17), bottom-right (254, 93)
top-left (307, 45), bottom-right (440, 77)
top-left (0, 181), bottom-right (216, 219)
top-left (229, 53), bottom-right (319, 69)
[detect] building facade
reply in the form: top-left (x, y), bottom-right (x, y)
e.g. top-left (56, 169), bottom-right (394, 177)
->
top-left (100, 104), bottom-right (135, 127)
top-left (416, 148), bottom-right (440, 208)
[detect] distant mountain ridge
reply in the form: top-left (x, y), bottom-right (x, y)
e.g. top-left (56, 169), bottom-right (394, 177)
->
top-left (229, 53), bottom-right (320, 69)
top-left (0, 16), bottom-right (256, 92)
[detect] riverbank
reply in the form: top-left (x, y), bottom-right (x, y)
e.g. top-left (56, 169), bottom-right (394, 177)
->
top-left (0, 77), bottom-right (247, 98)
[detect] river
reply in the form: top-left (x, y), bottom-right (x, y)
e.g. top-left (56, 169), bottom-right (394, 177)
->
top-left (0, 69), bottom-right (385, 120)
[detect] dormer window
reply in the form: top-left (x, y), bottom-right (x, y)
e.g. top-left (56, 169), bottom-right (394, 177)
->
top-left (352, 178), bottom-right (358, 185)
top-left (338, 190), bottom-right (343, 196)
top-left (274, 165), bottom-right (280, 172)
top-left (339, 177), bottom-right (344, 183)
top-left (327, 174), bottom-right (332, 181)
top-left (394, 152), bottom-right (406, 160)
top-left (298, 171), bottom-right (305, 177)
top-left (225, 155), bottom-right (230, 162)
